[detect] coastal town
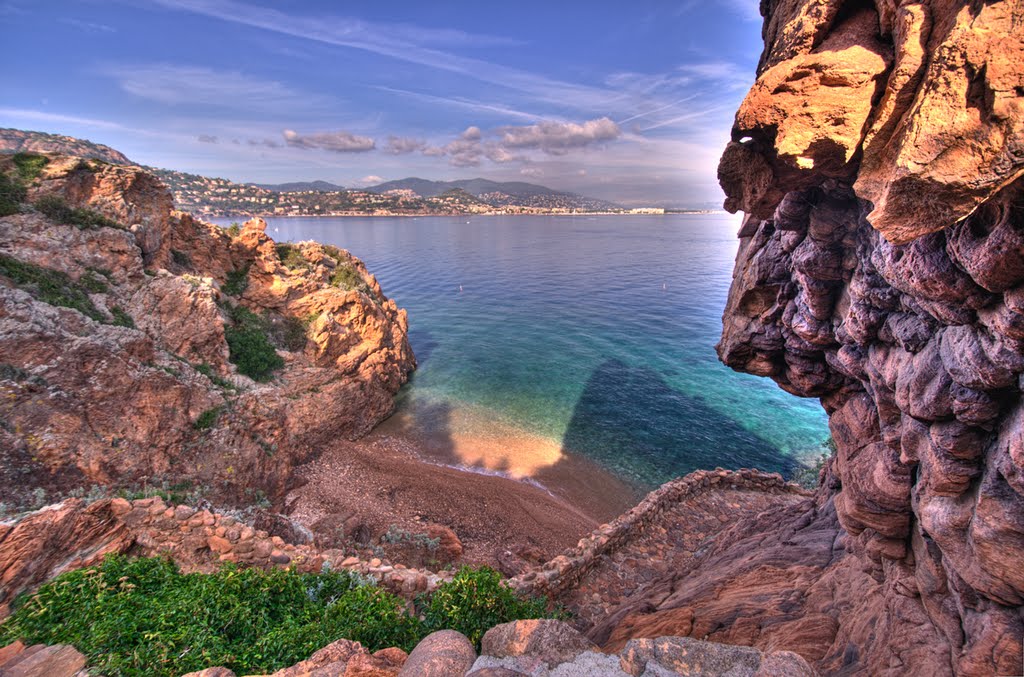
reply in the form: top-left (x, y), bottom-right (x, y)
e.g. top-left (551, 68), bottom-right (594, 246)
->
top-left (152, 168), bottom-right (632, 217)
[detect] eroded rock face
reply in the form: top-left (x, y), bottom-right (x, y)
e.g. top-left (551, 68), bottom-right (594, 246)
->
top-left (721, 0), bottom-right (1024, 244)
top-left (712, 1), bottom-right (1024, 674)
top-left (0, 154), bottom-right (415, 507)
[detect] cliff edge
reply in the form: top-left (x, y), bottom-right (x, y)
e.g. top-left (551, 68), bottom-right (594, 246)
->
top-left (0, 153), bottom-right (415, 510)
top-left (595, 1), bottom-right (1023, 675)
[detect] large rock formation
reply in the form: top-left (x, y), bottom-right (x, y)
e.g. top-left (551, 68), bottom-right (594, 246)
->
top-left (601, 1), bottom-right (1024, 675)
top-left (0, 154), bottom-right (414, 509)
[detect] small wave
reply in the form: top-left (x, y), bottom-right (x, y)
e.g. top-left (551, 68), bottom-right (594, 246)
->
top-left (430, 461), bottom-right (557, 497)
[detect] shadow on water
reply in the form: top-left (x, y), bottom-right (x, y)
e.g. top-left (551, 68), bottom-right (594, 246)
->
top-left (561, 359), bottom-right (799, 488)
top-left (406, 327), bottom-right (439, 366)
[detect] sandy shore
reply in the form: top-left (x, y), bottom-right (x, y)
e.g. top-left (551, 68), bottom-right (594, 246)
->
top-left (285, 415), bottom-right (642, 567)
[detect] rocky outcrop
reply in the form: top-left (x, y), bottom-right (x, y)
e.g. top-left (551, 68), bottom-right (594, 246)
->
top-left (0, 497), bottom-right (452, 620)
top-left (466, 621), bottom-right (815, 677)
top-left (0, 641), bottom-right (88, 677)
top-left (0, 153), bottom-right (414, 508)
top-left (691, 1), bottom-right (1024, 675)
top-left (719, 0), bottom-right (1024, 245)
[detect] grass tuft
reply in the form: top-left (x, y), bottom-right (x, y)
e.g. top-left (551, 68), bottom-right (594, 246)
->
top-left (11, 153), bottom-right (49, 183)
top-left (0, 254), bottom-right (105, 321)
top-left (34, 194), bottom-right (125, 230)
top-left (275, 243), bottom-right (310, 271)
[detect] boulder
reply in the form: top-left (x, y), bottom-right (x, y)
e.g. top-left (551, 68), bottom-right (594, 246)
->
top-left (480, 620), bottom-right (597, 669)
top-left (398, 630), bottom-right (476, 677)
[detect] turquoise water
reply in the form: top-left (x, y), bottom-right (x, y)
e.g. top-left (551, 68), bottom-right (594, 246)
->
top-left (221, 214), bottom-right (829, 489)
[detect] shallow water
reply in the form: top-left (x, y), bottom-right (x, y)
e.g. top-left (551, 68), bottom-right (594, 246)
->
top-left (219, 214), bottom-right (829, 490)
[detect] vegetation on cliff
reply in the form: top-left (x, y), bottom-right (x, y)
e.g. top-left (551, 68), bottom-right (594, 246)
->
top-left (0, 556), bottom-right (558, 676)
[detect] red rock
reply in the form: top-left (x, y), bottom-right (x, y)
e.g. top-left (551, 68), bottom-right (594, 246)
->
top-left (708, 0), bottom-right (1024, 674)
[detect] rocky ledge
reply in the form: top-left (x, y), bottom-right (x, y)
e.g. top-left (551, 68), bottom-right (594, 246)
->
top-left (598, 0), bottom-right (1023, 675)
top-left (0, 153), bottom-right (414, 509)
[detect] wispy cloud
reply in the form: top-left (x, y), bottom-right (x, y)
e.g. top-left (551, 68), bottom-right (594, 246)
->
top-left (373, 86), bottom-right (542, 123)
top-left (283, 129), bottom-right (375, 153)
top-left (197, 134), bottom-right (218, 143)
top-left (722, 0), bottom-right (762, 23)
top-left (0, 108), bottom-right (183, 140)
top-left (145, 0), bottom-right (622, 111)
top-left (102, 63), bottom-right (331, 113)
top-left (61, 17), bottom-right (116, 32)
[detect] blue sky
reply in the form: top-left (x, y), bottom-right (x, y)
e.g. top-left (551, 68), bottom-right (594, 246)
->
top-left (1, 1), bottom-right (763, 206)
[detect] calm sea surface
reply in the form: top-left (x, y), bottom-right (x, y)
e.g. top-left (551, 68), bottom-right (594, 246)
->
top-left (217, 214), bottom-right (829, 490)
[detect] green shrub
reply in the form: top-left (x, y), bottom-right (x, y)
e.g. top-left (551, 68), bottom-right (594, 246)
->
top-left (0, 172), bottom-right (26, 217)
top-left (222, 263), bottom-right (250, 296)
top-left (0, 254), bottom-right (104, 321)
top-left (266, 312), bottom-right (316, 352)
top-left (418, 566), bottom-right (555, 649)
top-left (11, 153), bottom-right (49, 182)
top-left (79, 270), bottom-right (109, 294)
top-left (224, 305), bottom-right (284, 381)
top-left (0, 556), bottom-right (409, 676)
top-left (224, 222), bottom-right (242, 237)
top-left (34, 194), bottom-right (124, 230)
top-left (194, 363), bottom-right (235, 390)
top-left (170, 249), bottom-right (192, 268)
top-left (329, 262), bottom-right (365, 291)
top-left (110, 305), bottom-right (135, 328)
top-left (194, 406), bottom-right (223, 430)
top-left (275, 243), bottom-right (310, 271)
top-left (0, 557), bottom-right (561, 676)
top-left (116, 481), bottom-right (201, 505)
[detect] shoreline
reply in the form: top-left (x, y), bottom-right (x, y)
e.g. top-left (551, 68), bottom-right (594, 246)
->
top-left (204, 211), bottom-right (729, 220)
top-left (284, 412), bottom-right (643, 568)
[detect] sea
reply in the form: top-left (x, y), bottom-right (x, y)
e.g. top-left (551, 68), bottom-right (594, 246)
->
top-left (214, 213), bottom-right (829, 492)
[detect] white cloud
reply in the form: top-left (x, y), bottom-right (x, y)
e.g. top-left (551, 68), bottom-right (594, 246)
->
top-left (383, 136), bottom-right (427, 154)
top-left (283, 129), bottom-right (375, 153)
top-left (359, 175), bottom-right (384, 184)
top-left (498, 117), bottom-right (621, 155)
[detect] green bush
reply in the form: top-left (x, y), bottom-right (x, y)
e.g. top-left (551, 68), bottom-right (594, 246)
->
top-left (79, 271), bottom-right (109, 293)
top-left (0, 557), bottom-right (561, 676)
top-left (194, 363), bottom-right (235, 390)
top-left (110, 305), bottom-right (135, 328)
top-left (11, 153), bottom-right (49, 182)
top-left (224, 222), bottom-right (242, 237)
top-left (224, 305), bottom-right (284, 381)
top-left (222, 263), bottom-right (250, 296)
top-left (0, 556), bottom-right (408, 676)
top-left (329, 262), bottom-right (365, 291)
top-left (418, 566), bottom-right (555, 649)
top-left (0, 172), bottom-right (26, 217)
top-left (193, 406), bottom-right (223, 430)
top-left (34, 194), bottom-right (124, 230)
top-left (275, 243), bottom-right (310, 271)
top-left (0, 254), bottom-right (104, 321)
top-left (170, 249), bottom-right (192, 268)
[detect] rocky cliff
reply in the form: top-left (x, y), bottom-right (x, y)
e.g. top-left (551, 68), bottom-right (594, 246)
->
top-left (0, 153), bottom-right (414, 510)
top-left (594, 1), bottom-right (1023, 675)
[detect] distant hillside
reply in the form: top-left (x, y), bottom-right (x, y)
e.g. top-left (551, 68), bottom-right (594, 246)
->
top-left (255, 180), bottom-right (346, 192)
top-left (0, 128), bottom-right (131, 165)
top-left (367, 177), bottom-right (621, 211)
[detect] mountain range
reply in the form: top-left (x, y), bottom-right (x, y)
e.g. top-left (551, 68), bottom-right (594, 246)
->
top-left (366, 177), bottom-right (620, 210)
